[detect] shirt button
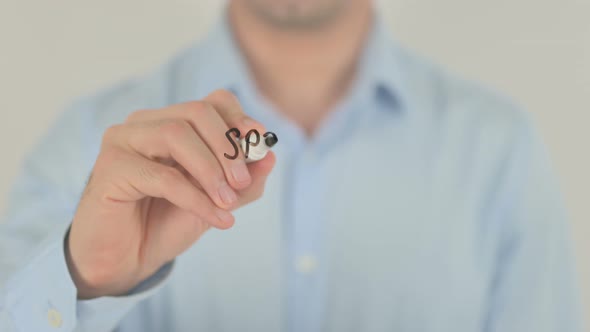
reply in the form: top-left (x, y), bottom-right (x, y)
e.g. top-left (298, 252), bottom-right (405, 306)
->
top-left (47, 308), bottom-right (62, 328)
top-left (295, 255), bottom-right (318, 275)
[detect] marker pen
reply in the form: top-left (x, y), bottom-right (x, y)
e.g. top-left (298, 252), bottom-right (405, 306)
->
top-left (240, 132), bottom-right (278, 163)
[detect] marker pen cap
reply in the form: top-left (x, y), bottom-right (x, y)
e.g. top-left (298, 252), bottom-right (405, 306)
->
top-left (241, 132), bottom-right (278, 163)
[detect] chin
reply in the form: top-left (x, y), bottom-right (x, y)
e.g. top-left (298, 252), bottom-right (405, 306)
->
top-left (243, 0), bottom-right (353, 28)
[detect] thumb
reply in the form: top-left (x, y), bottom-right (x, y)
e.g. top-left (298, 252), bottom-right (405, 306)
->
top-left (237, 151), bottom-right (276, 204)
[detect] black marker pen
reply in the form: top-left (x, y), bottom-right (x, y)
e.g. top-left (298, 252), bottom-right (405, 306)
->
top-left (240, 132), bottom-right (278, 163)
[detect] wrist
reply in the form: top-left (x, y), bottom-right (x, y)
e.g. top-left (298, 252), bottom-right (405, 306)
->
top-left (64, 228), bottom-right (141, 299)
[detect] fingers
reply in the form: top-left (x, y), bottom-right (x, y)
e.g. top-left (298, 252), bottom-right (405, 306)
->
top-left (177, 151), bottom-right (276, 211)
top-left (203, 89), bottom-right (267, 139)
top-left (102, 120), bottom-right (239, 210)
top-left (111, 89), bottom-right (275, 213)
top-left (236, 151), bottom-right (276, 205)
top-left (93, 147), bottom-right (234, 229)
top-left (125, 99), bottom-right (253, 190)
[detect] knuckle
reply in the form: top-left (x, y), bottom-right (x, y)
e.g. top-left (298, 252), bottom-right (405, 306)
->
top-left (137, 164), bottom-right (158, 184)
top-left (102, 124), bottom-right (123, 144)
top-left (183, 100), bottom-right (209, 113)
top-left (159, 119), bottom-right (191, 139)
top-left (188, 101), bottom-right (215, 120)
top-left (99, 146), bottom-right (126, 165)
top-left (209, 89), bottom-right (239, 104)
top-left (143, 146), bottom-right (163, 161)
top-left (94, 147), bottom-right (127, 176)
top-left (157, 166), bottom-right (182, 185)
top-left (137, 163), bottom-right (177, 185)
top-left (125, 109), bottom-right (152, 123)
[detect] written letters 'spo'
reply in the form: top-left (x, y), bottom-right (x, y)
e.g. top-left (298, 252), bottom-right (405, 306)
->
top-left (224, 128), bottom-right (278, 160)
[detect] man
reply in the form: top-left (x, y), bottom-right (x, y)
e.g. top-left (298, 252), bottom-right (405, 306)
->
top-left (0, 0), bottom-right (583, 331)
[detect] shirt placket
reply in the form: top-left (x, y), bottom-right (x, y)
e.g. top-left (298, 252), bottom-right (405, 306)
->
top-left (287, 144), bottom-right (327, 332)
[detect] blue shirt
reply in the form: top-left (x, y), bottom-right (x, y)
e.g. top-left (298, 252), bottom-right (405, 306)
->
top-left (0, 14), bottom-right (583, 332)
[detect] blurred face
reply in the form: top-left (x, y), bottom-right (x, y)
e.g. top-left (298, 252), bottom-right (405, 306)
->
top-left (241, 0), bottom-right (354, 29)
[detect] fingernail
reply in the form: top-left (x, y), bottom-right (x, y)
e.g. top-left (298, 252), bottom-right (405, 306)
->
top-left (215, 208), bottom-right (234, 223)
top-left (218, 182), bottom-right (237, 205)
top-left (232, 163), bottom-right (251, 184)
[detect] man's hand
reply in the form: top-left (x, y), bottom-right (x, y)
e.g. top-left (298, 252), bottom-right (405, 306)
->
top-left (65, 90), bottom-right (275, 299)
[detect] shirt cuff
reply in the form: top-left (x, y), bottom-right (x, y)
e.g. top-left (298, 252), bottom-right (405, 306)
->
top-left (2, 224), bottom-right (175, 332)
top-left (3, 224), bottom-right (79, 331)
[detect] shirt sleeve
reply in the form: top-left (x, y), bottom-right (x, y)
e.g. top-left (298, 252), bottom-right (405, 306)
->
top-left (483, 112), bottom-right (585, 331)
top-left (0, 101), bottom-right (174, 332)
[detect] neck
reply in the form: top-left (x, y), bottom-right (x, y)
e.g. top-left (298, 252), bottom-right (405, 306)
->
top-left (228, 2), bottom-right (373, 136)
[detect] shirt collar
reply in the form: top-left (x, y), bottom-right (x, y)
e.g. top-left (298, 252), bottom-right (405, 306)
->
top-left (176, 11), bottom-right (407, 114)
top-left (344, 14), bottom-right (407, 114)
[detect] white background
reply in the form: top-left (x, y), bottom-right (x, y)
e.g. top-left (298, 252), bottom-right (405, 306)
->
top-left (1, 0), bottom-right (589, 324)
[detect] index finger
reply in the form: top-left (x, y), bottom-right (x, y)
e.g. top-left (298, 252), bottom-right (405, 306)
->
top-left (203, 89), bottom-right (267, 136)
